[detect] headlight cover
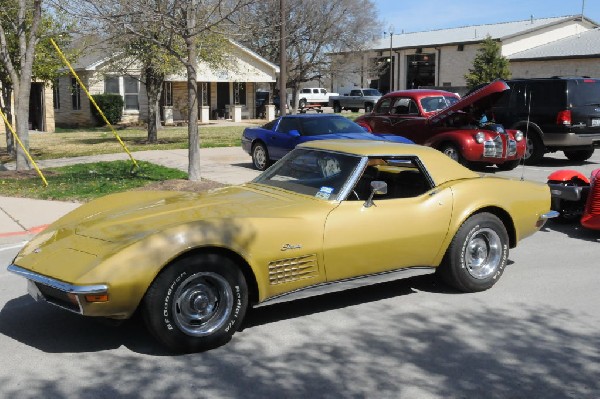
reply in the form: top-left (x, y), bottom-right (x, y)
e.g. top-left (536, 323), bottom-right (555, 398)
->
top-left (514, 130), bottom-right (524, 141)
top-left (475, 131), bottom-right (486, 144)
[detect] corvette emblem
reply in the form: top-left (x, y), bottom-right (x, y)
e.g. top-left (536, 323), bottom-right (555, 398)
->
top-left (281, 244), bottom-right (302, 251)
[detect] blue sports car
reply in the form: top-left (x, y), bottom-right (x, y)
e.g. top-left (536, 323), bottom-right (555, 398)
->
top-left (242, 114), bottom-right (413, 170)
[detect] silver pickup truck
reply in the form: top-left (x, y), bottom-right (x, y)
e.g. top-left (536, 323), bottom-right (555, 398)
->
top-left (329, 88), bottom-right (382, 113)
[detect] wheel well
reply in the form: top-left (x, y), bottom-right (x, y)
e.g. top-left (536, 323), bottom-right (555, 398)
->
top-left (513, 121), bottom-right (543, 138)
top-left (472, 206), bottom-right (517, 248)
top-left (165, 247), bottom-right (260, 306)
top-left (252, 139), bottom-right (266, 151)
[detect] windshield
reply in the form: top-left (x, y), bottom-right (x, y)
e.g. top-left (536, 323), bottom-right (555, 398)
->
top-left (420, 96), bottom-right (460, 113)
top-left (253, 148), bottom-right (363, 200)
top-left (299, 116), bottom-right (366, 136)
top-left (362, 89), bottom-right (382, 96)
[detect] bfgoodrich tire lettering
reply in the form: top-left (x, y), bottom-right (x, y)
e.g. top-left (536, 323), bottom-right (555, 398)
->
top-left (437, 213), bottom-right (508, 292)
top-left (143, 254), bottom-right (248, 353)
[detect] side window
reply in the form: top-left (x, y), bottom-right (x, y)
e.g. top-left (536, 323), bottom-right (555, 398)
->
top-left (391, 98), bottom-right (418, 115)
top-left (313, 89), bottom-right (319, 94)
top-left (350, 157), bottom-right (431, 200)
top-left (375, 98), bottom-right (392, 114)
top-left (301, 89), bottom-right (310, 94)
top-left (276, 118), bottom-right (301, 134)
top-left (530, 81), bottom-right (563, 109)
top-left (320, 89), bottom-right (327, 94)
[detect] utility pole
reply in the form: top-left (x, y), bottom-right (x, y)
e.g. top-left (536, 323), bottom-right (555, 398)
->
top-left (279, 0), bottom-right (287, 116)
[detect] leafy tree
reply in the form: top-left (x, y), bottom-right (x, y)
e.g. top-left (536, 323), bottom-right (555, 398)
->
top-left (0, 0), bottom-right (73, 168)
top-left (464, 35), bottom-right (511, 89)
top-left (62, 0), bottom-right (253, 181)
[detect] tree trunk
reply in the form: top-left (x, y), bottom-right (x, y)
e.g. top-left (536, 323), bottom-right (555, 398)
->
top-left (186, 39), bottom-right (201, 181)
top-left (14, 77), bottom-right (32, 170)
top-left (1, 84), bottom-right (15, 156)
top-left (144, 66), bottom-right (164, 143)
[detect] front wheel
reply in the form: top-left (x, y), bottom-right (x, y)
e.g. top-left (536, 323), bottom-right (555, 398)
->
top-left (333, 102), bottom-right (342, 113)
top-left (299, 98), bottom-right (307, 108)
top-left (564, 148), bottom-right (594, 163)
top-left (364, 104), bottom-right (373, 113)
top-left (251, 142), bottom-right (270, 171)
top-left (440, 143), bottom-right (466, 166)
top-left (523, 132), bottom-right (545, 165)
top-left (437, 213), bottom-right (509, 292)
top-left (142, 254), bottom-right (248, 353)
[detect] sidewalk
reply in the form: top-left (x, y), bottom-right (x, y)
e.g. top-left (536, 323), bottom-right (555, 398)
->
top-left (0, 146), bottom-right (260, 241)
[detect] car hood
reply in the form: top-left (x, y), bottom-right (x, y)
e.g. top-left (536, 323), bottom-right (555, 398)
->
top-left (22, 186), bottom-right (317, 249)
top-left (306, 132), bottom-right (413, 144)
top-left (428, 80), bottom-right (509, 126)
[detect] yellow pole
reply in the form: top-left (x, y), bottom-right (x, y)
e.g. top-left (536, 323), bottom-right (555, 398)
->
top-left (49, 38), bottom-right (139, 170)
top-left (0, 107), bottom-right (48, 186)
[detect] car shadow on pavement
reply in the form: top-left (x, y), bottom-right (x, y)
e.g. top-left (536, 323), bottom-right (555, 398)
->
top-left (0, 295), bottom-right (170, 356)
top-left (542, 220), bottom-right (600, 243)
top-left (244, 273), bottom-right (460, 330)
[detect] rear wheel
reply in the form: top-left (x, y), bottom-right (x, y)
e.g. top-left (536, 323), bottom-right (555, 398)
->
top-left (142, 254), bottom-right (248, 353)
top-left (437, 213), bottom-right (509, 292)
top-left (299, 98), bottom-right (307, 108)
top-left (523, 131), bottom-right (545, 165)
top-left (564, 148), bottom-right (594, 163)
top-left (333, 102), bottom-right (342, 113)
top-left (251, 142), bottom-right (270, 171)
top-left (364, 104), bottom-right (373, 113)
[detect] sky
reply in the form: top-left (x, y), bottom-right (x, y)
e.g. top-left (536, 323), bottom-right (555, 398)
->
top-left (373, 0), bottom-right (600, 34)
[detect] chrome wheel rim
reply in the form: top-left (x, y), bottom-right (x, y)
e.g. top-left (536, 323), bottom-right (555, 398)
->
top-left (253, 146), bottom-right (267, 169)
top-left (443, 146), bottom-right (459, 161)
top-left (524, 137), bottom-right (534, 160)
top-left (173, 272), bottom-right (233, 337)
top-left (464, 228), bottom-right (502, 279)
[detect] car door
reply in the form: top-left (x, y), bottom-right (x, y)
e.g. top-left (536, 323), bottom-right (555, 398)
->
top-left (267, 117), bottom-right (302, 159)
top-left (322, 158), bottom-right (453, 282)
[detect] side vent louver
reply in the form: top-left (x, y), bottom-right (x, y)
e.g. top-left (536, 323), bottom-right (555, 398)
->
top-left (268, 254), bottom-right (318, 285)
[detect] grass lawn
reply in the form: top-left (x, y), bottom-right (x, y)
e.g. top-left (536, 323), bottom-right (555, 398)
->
top-left (0, 161), bottom-right (188, 201)
top-left (0, 124), bottom-right (247, 163)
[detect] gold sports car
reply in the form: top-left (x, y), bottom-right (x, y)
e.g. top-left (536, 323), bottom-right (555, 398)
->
top-left (8, 140), bottom-right (557, 353)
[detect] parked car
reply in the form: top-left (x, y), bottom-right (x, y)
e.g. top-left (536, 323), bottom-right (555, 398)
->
top-left (329, 88), bottom-right (383, 113)
top-left (298, 87), bottom-right (339, 108)
top-left (241, 114), bottom-right (413, 170)
top-left (7, 140), bottom-right (556, 353)
top-left (491, 77), bottom-right (600, 165)
top-left (547, 168), bottom-right (600, 229)
top-left (355, 81), bottom-right (526, 170)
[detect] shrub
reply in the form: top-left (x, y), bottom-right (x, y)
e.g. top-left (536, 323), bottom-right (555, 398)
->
top-left (91, 94), bottom-right (124, 126)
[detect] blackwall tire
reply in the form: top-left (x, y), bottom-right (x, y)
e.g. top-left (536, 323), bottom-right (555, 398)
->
top-left (523, 132), bottom-right (545, 165)
top-left (438, 213), bottom-right (509, 293)
top-left (299, 99), bottom-right (307, 108)
top-left (440, 143), bottom-right (466, 166)
top-left (252, 142), bottom-right (270, 171)
top-left (564, 148), bottom-right (595, 163)
top-left (142, 254), bottom-right (248, 353)
top-left (333, 103), bottom-right (342, 113)
top-left (364, 104), bottom-right (373, 113)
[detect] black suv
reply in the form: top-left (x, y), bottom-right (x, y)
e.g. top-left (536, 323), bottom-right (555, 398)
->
top-left (491, 77), bottom-right (600, 164)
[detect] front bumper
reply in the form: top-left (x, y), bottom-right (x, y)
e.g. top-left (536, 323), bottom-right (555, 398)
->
top-left (7, 264), bottom-right (108, 315)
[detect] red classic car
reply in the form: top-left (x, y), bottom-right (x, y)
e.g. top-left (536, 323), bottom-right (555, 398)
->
top-left (547, 168), bottom-right (600, 230)
top-left (355, 81), bottom-right (526, 170)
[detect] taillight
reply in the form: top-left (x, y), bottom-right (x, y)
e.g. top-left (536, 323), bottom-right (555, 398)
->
top-left (556, 110), bottom-right (571, 126)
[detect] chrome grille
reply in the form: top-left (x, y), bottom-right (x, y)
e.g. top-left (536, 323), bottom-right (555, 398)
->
top-left (587, 178), bottom-right (600, 215)
top-left (268, 254), bottom-right (318, 285)
top-left (507, 139), bottom-right (517, 156)
top-left (484, 135), bottom-right (504, 158)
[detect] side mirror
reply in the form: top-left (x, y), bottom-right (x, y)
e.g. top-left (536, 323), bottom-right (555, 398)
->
top-left (364, 180), bottom-right (387, 208)
top-left (288, 130), bottom-right (301, 137)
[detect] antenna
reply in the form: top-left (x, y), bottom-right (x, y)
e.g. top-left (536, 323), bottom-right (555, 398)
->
top-left (520, 90), bottom-right (532, 181)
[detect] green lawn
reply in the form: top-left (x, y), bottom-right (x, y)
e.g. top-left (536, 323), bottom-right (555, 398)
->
top-left (0, 161), bottom-right (188, 201)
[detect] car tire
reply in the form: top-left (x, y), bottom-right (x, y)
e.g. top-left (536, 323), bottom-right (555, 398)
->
top-left (496, 159), bottom-right (520, 171)
top-left (251, 142), bottom-right (270, 171)
top-left (364, 104), bottom-right (373, 113)
top-left (523, 131), bottom-right (545, 165)
top-left (142, 254), bottom-right (248, 353)
top-left (333, 102), bottom-right (342, 113)
top-left (440, 143), bottom-right (466, 166)
top-left (299, 99), bottom-right (307, 108)
top-left (564, 148), bottom-right (595, 163)
top-left (437, 213), bottom-right (509, 293)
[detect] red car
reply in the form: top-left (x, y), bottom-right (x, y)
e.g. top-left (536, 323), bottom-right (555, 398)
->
top-left (355, 81), bottom-right (526, 170)
top-left (547, 168), bottom-right (600, 230)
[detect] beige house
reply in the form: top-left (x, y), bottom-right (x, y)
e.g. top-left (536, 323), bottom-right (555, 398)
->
top-left (332, 15), bottom-right (600, 96)
top-left (3, 40), bottom-right (278, 133)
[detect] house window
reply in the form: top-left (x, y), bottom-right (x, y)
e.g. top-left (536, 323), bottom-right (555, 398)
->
top-left (124, 76), bottom-right (139, 110)
top-left (105, 76), bottom-right (120, 94)
top-left (71, 77), bottom-right (81, 110)
top-left (457, 44), bottom-right (464, 51)
top-left (52, 79), bottom-right (60, 110)
top-left (163, 81), bottom-right (173, 106)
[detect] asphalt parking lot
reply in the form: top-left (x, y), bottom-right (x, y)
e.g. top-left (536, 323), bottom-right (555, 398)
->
top-left (0, 148), bottom-right (599, 399)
